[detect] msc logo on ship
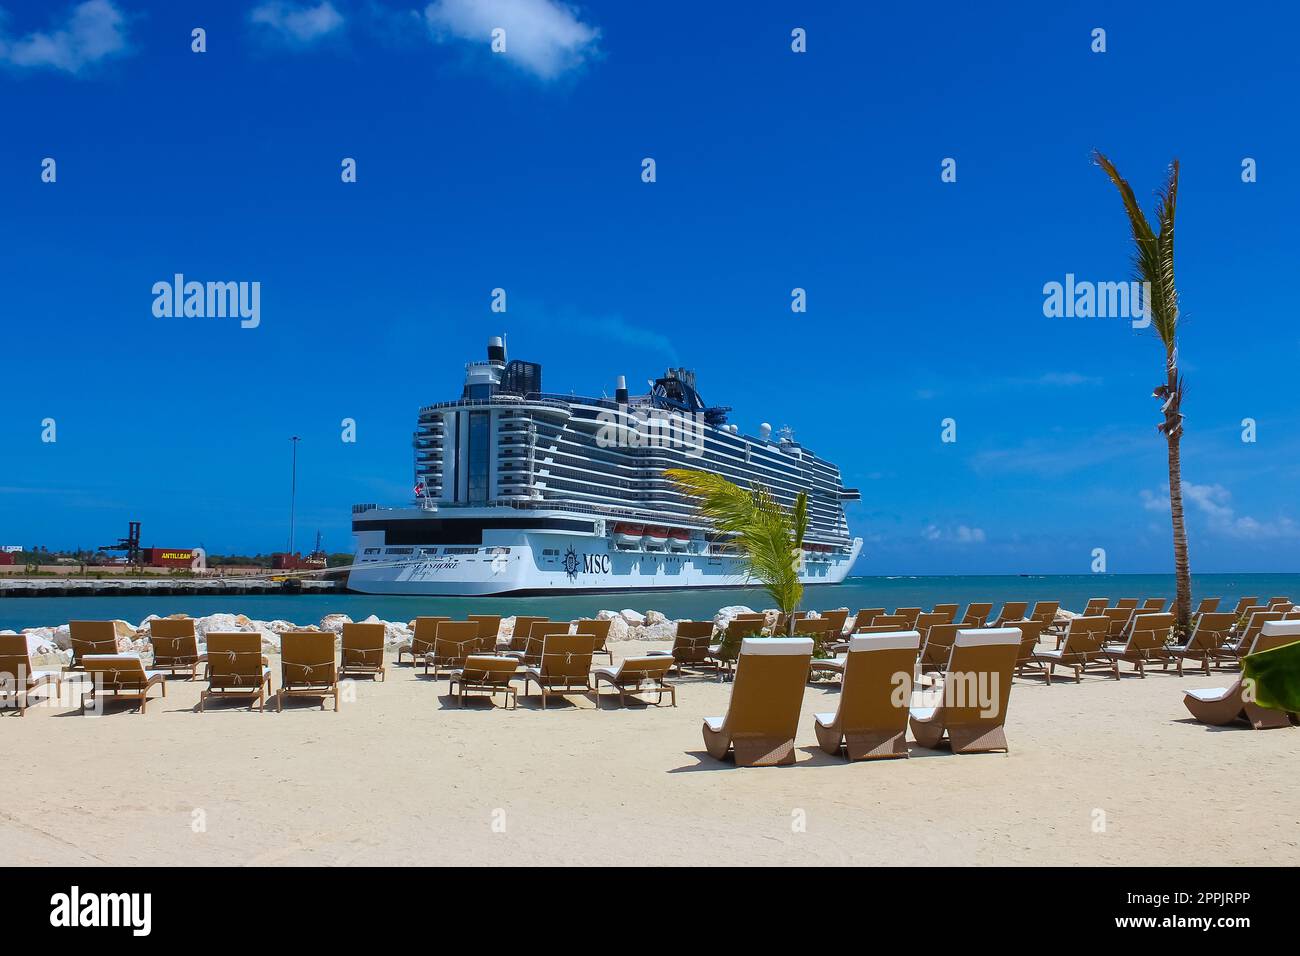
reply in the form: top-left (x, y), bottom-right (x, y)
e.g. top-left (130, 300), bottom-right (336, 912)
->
top-left (562, 547), bottom-right (611, 580)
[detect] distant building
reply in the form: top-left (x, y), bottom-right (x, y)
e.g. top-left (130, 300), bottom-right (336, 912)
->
top-left (0, 553), bottom-right (14, 566)
top-left (0, 546), bottom-right (21, 553)
top-left (140, 548), bottom-right (196, 568)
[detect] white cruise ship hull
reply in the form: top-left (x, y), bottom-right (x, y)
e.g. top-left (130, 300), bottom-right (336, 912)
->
top-left (348, 515), bottom-right (862, 596)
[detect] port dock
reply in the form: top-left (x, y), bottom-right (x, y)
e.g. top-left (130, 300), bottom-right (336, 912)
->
top-left (0, 578), bottom-right (346, 598)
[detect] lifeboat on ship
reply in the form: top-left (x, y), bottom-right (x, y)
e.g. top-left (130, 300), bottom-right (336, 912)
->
top-left (667, 528), bottom-right (691, 551)
top-left (643, 525), bottom-right (670, 549)
top-left (613, 523), bottom-right (645, 548)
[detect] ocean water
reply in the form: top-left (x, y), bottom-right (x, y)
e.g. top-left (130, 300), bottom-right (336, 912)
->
top-left (2, 573), bottom-right (1296, 632)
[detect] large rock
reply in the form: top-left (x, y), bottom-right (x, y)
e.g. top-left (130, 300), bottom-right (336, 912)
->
top-left (714, 605), bottom-right (757, 631)
top-left (617, 609), bottom-right (645, 626)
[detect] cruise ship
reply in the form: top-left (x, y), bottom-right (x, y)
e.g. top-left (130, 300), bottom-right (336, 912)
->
top-left (347, 338), bottom-right (863, 595)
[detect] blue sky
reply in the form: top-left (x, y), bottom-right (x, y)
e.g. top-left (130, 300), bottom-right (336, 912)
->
top-left (2, 0), bottom-right (1298, 574)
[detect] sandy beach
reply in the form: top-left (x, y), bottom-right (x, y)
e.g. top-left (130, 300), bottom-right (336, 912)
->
top-left (5, 636), bottom-right (1297, 867)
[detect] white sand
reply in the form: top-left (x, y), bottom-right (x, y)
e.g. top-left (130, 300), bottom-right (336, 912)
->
top-left (4, 639), bottom-right (1297, 866)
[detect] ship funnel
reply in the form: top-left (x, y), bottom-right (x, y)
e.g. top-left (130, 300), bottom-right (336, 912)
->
top-left (487, 336), bottom-right (505, 363)
top-left (615, 375), bottom-right (628, 404)
top-left (760, 422), bottom-right (772, 440)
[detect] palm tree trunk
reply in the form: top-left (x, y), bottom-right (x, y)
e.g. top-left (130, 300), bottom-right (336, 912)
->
top-left (1165, 368), bottom-right (1192, 637)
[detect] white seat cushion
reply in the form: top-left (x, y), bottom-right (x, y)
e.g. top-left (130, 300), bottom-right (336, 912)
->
top-left (741, 637), bottom-right (813, 656)
top-left (848, 631), bottom-right (920, 652)
top-left (1185, 687), bottom-right (1230, 702)
top-left (703, 716), bottom-right (724, 732)
top-left (1036, 648), bottom-right (1063, 659)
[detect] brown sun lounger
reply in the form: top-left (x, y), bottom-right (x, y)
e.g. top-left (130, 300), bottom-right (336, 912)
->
top-left (853, 608), bottom-right (886, 631)
top-left (1029, 601), bottom-right (1059, 629)
top-left (646, 620), bottom-right (714, 674)
top-left (918, 623), bottom-right (961, 676)
top-left (200, 632), bottom-right (272, 712)
top-left (817, 609), bottom-right (850, 636)
top-left (340, 622), bottom-right (386, 681)
top-left (398, 616), bottom-right (450, 665)
top-left (468, 614), bottom-right (502, 654)
top-left (575, 618), bottom-right (614, 664)
top-left (814, 632), bottom-right (919, 760)
top-left (893, 607), bottom-right (922, 628)
top-left (1230, 597), bottom-right (1259, 617)
top-left (0, 633), bottom-right (63, 716)
top-left (707, 613), bottom-right (766, 674)
top-left (960, 603), bottom-right (993, 627)
top-left (931, 603), bottom-right (959, 620)
top-left (1099, 612), bottom-right (1175, 677)
top-left (1081, 598), bottom-right (1109, 616)
top-left (592, 655), bottom-right (676, 709)
top-left (78, 655), bottom-right (167, 714)
top-left (447, 655), bottom-right (520, 709)
top-left (69, 621), bottom-right (119, 670)
top-left (1219, 611), bottom-right (1283, 665)
top-left (522, 633), bottom-right (598, 709)
top-left (909, 628), bottom-right (1020, 753)
top-left (1101, 606), bottom-right (1134, 641)
top-left (1033, 615), bottom-right (1114, 683)
top-left (1167, 612), bottom-right (1236, 676)
top-left (499, 616), bottom-right (548, 654)
top-left (1141, 598), bottom-right (1167, 612)
top-left (278, 631), bottom-right (339, 712)
top-left (1267, 597), bottom-right (1291, 608)
top-left (1183, 621), bottom-right (1300, 729)
top-left (1115, 598), bottom-right (1139, 610)
top-left (1008, 619), bottom-right (1046, 678)
top-left (426, 621), bottom-right (481, 677)
top-left (913, 612), bottom-right (948, 637)
top-left (991, 602), bottom-right (1029, 628)
top-left (148, 618), bottom-right (205, 679)
top-left (702, 637), bottom-right (813, 766)
top-left (1194, 598), bottom-right (1221, 616)
top-left (508, 621), bottom-right (571, 668)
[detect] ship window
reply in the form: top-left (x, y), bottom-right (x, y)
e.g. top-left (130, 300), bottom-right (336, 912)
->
top-left (467, 411), bottom-right (490, 504)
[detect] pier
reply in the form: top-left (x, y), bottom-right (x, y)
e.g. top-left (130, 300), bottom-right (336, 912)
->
top-left (0, 578), bottom-right (346, 598)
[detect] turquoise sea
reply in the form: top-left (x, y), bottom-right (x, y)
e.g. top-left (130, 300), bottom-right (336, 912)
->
top-left (2, 573), bottom-right (1297, 631)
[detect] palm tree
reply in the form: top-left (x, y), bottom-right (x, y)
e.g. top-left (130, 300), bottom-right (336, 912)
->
top-left (665, 469), bottom-right (808, 636)
top-left (1093, 151), bottom-right (1192, 636)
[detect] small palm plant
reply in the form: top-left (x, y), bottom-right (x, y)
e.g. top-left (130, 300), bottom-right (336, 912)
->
top-left (665, 469), bottom-right (808, 638)
top-left (1093, 152), bottom-right (1192, 637)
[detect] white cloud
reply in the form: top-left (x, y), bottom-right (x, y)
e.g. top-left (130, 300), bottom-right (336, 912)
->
top-left (0, 0), bottom-right (130, 74)
top-left (423, 0), bottom-right (599, 80)
top-left (922, 524), bottom-right (986, 544)
top-left (250, 1), bottom-right (345, 45)
top-left (1141, 482), bottom-right (1298, 540)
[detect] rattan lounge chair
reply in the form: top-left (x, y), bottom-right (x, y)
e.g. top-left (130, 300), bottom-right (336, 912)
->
top-left (813, 631), bottom-right (919, 760)
top-left (1101, 606), bottom-right (1134, 641)
top-left (200, 632), bottom-right (272, 712)
top-left (277, 631), bottom-right (339, 712)
top-left (1167, 612), bottom-right (1236, 676)
top-left (499, 616), bottom-right (548, 654)
top-left (1229, 597), bottom-right (1259, 617)
top-left (1008, 619), bottom-right (1046, 678)
top-left (508, 621), bottom-right (571, 668)
top-left (1099, 612), bottom-right (1175, 677)
top-left (960, 603), bottom-right (993, 627)
top-left (575, 618), bottom-right (614, 664)
top-left (818, 608), bottom-right (850, 636)
top-left (1029, 601), bottom-right (1060, 629)
top-left (1183, 621), bottom-right (1300, 729)
top-left (397, 616), bottom-right (450, 666)
top-left (931, 603), bottom-right (959, 621)
top-left (852, 608), bottom-right (886, 631)
top-left (592, 655), bottom-right (676, 709)
top-left (1194, 598), bottom-right (1221, 616)
top-left (0, 633), bottom-right (63, 715)
top-left (426, 621), bottom-right (481, 677)
top-left (68, 621), bottom-right (119, 670)
top-left (447, 655), bottom-right (520, 709)
top-left (991, 602), bottom-right (1029, 628)
top-left (707, 613), bottom-right (766, 675)
top-left (1115, 598), bottom-right (1139, 610)
top-left (1033, 615), bottom-right (1114, 683)
top-left (702, 637), bottom-right (813, 766)
top-left (148, 618), bottom-right (205, 679)
top-left (646, 620), bottom-right (714, 674)
top-left (909, 628), bottom-right (1020, 753)
top-left (522, 633), bottom-right (598, 709)
top-left (913, 612), bottom-right (948, 637)
top-left (893, 607), bottom-right (922, 628)
top-left (79, 655), bottom-right (167, 714)
top-left (918, 623), bottom-right (961, 676)
top-left (340, 622), bottom-right (386, 681)
top-left (1219, 611), bottom-right (1283, 666)
top-left (468, 614), bottom-right (502, 654)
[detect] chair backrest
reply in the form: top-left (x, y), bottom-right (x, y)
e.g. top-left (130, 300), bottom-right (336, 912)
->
top-left (432, 622), bottom-right (481, 666)
top-left (613, 655), bottom-right (674, 686)
top-left (1006, 619), bottom-right (1044, 662)
top-left (1125, 613), bottom-right (1174, 653)
top-left (507, 617), bottom-right (549, 652)
top-left (961, 602), bottom-right (993, 626)
top-left (1059, 615), bottom-right (1109, 658)
top-left (1241, 610), bottom-right (1283, 643)
top-left (281, 631), bottom-right (337, 687)
top-left (1029, 602), bottom-right (1059, 625)
top-left (836, 631), bottom-right (920, 730)
top-left (1141, 598), bottom-right (1166, 612)
top-left (853, 608), bottom-right (886, 630)
top-left (723, 614), bottom-right (767, 642)
top-left (1186, 613), bottom-right (1235, 652)
top-left (1194, 598), bottom-right (1221, 615)
top-left (522, 622), bottom-right (571, 667)
top-left (538, 633), bottom-right (597, 682)
top-left (0, 633), bottom-right (35, 689)
top-left (1082, 598), bottom-right (1108, 616)
top-left (69, 621), bottom-right (118, 664)
top-left (1251, 620), bottom-right (1300, 655)
top-left (80, 654), bottom-right (149, 691)
top-left (341, 622), bottom-right (386, 667)
top-left (914, 612), bottom-right (948, 636)
top-left (920, 623), bottom-right (960, 668)
top-left (939, 629), bottom-right (1019, 729)
top-left (995, 602), bottom-right (1028, 623)
top-left (931, 603), bottom-right (959, 618)
top-left (1231, 597), bottom-right (1259, 616)
top-left (574, 618), bottom-right (613, 650)
top-left (460, 654), bottom-right (520, 685)
top-left (149, 618), bottom-right (198, 664)
top-left (893, 607), bottom-right (921, 627)
top-left (411, 617), bottom-right (451, 656)
top-left (817, 609), bottom-right (849, 634)
top-left (722, 638), bottom-right (813, 737)
top-left (206, 633), bottom-right (264, 685)
top-left (1115, 598), bottom-right (1138, 610)
top-left (872, 614), bottom-right (910, 630)
top-left (468, 615), bottom-right (502, 653)
top-left (1267, 597), bottom-right (1291, 608)
top-left (1102, 607), bottom-right (1133, 638)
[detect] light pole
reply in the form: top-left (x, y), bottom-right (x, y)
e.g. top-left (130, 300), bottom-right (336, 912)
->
top-left (288, 436), bottom-right (301, 556)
